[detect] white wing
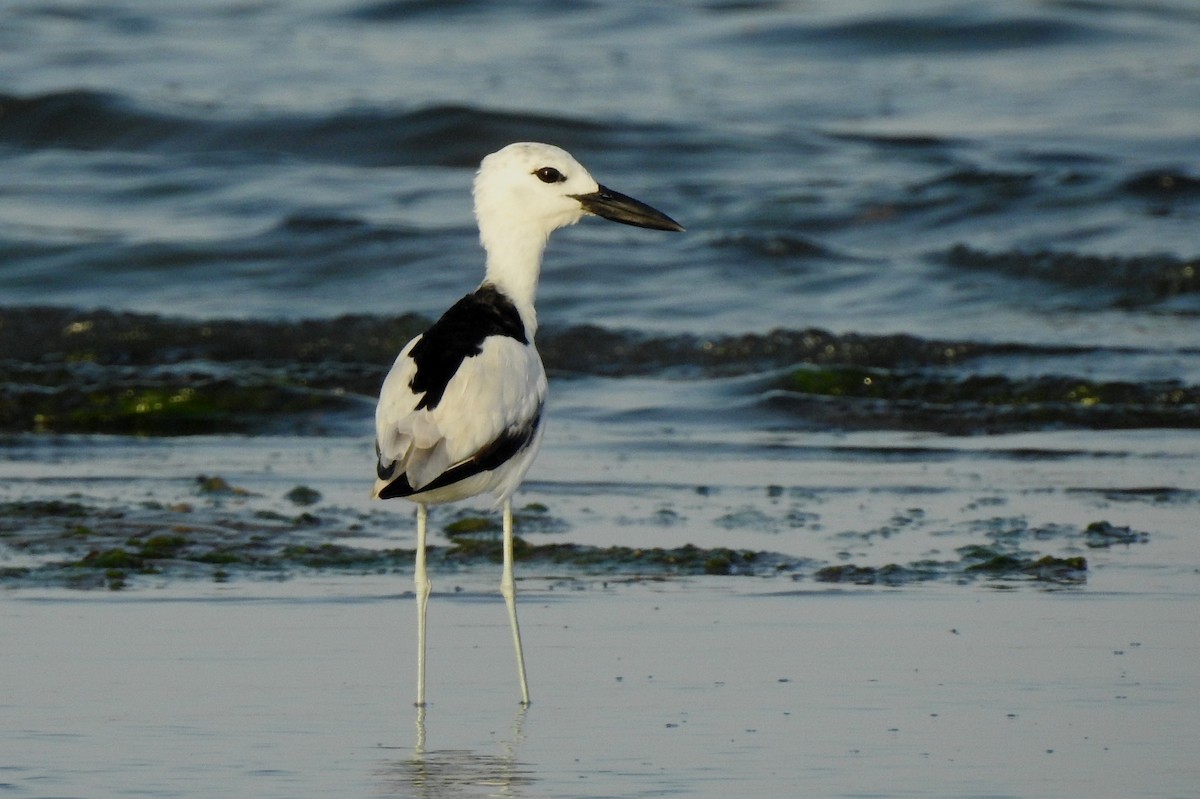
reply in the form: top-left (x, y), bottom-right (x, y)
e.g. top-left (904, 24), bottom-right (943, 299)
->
top-left (373, 333), bottom-right (546, 501)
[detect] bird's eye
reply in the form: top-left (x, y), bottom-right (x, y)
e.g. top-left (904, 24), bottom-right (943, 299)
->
top-left (534, 166), bottom-right (565, 184)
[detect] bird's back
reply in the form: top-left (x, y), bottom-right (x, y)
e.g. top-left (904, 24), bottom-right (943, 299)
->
top-left (374, 285), bottom-right (547, 506)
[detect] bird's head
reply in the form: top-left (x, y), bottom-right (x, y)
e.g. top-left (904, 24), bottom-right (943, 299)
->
top-left (473, 142), bottom-right (684, 247)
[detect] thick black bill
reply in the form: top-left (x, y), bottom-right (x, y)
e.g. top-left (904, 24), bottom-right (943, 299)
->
top-left (572, 185), bottom-right (685, 232)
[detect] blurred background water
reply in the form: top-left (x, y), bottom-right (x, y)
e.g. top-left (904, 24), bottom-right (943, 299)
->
top-left (2, 0), bottom-right (1197, 351)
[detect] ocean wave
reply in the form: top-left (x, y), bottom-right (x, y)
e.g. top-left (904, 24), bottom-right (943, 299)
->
top-left (4, 306), bottom-right (1193, 436)
top-left (0, 90), bottom-right (191, 152)
top-left (708, 232), bottom-right (841, 261)
top-left (0, 91), bottom-right (647, 167)
top-left (342, 0), bottom-right (574, 23)
top-left (939, 245), bottom-right (1200, 306)
top-left (719, 10), bottom-right (1115, 54)
top-left (0, 307), bottom-right (1020, 374)
top-left (763, 366), bottom-right (1200, 434)
top-left (1121, 170), bottom-right (1200, 204)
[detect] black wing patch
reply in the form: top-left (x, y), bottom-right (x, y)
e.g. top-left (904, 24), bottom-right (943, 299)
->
top-left (376, 410), bottom-right (542, 500)
top-left (408, 284), bottom-right (527, 411)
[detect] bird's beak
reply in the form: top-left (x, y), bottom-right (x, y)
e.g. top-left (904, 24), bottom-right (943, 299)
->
top-left (572, 185), bottom-right (685, 232)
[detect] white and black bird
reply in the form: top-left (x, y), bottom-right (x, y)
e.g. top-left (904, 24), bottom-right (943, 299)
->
top-left (373, 142), bottom-right (683, 706)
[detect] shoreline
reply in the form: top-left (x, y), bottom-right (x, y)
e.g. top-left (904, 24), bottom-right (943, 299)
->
top-left (1, 430), bottom-right (1189, 596)
top-left (3, 576), bottom-right (1196, 798)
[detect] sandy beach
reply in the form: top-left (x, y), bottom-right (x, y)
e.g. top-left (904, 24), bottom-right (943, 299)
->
top-left (4, 576), bottom-right (1197, 798)
top-left (2, 430), bottom-right (1197, 798)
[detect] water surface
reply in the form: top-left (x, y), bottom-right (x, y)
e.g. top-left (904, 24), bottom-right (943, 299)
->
top-left (2, 1), bottom-right (1199, 796)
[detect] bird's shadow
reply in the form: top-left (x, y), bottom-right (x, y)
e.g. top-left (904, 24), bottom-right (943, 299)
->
top-left (375, 706), bottom-right (535, 798)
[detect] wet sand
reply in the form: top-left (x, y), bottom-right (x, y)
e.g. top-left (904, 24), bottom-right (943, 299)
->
top-left (3, 579), bottom-right (1197, 798)
top-left (2, 431), bottom-right (1198, 798)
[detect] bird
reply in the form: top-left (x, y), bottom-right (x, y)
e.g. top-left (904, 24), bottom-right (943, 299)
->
top-left (373, 142), bottom-right (683, 707)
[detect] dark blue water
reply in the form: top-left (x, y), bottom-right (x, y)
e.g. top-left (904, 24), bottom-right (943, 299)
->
top-left (2, 1), bottom-right (1200, 449)
top-left (3, 0), bottom-right (1198, 347)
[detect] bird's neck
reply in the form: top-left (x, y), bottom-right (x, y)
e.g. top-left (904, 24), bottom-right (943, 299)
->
top-left (481, 225), bottom-right (548, 338)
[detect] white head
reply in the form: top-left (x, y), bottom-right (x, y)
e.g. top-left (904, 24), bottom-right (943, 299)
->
top-left (474, 142), bottom-right (599, 242)
top-left (471, 142), bottom-right (683, 328)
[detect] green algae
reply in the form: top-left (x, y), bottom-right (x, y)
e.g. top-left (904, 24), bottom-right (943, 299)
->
top-left (963, 554), bottom-right (1030, 574)
top-left (285, 485), bottom-right (322, 506)
top-left (136, 534), bottom-right (189, 559)
top-left (783, 367), bottom-right (1191, 409)
top-left (0, 492), bottom-right (1118, 590)
top-left (444, 516), bottom-right (499, 536)
top-left (445, 535), bottom-right (528, 562)
top-left (195, 475), bottom-right (254, 496)
top-left (0, 500), bottom-right (91, 518)
top-left (10, 379), bottom-right (364, 435)
top-left (775, 366), bottom-right (1200, 433)
top-left (1083, 521), bottom-right (1150, 547)
top-left (80, 547), bottom-right (143, 570)
top-left (442, 505), bottom-right (568, 537)
top-left (5, 307), bottom-right (1199, 438)
top-left (105, 569), bottom-right (128, 590)
top-left (814, 563), bottom-right (930, 586)
top-left (280, 543), bottom-right (409, 569)
top-left (0, 493), bottom-right (800, 586)
top-left (786, 366), bottom-right (889, 398)
top-left (513, 542), bottom-right (778, 576)
top-left (194, 551), bottom-right (245, 565)
top-left (815, 551), bottom-right (1088, 586)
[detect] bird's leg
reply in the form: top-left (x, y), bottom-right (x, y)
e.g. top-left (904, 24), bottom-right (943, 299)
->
top-left (414, 705), bottom-right (426, 755)
top-left (500, 498), bottom-right (531, 705)
top-left (415, 503), bottom-right (431, 708)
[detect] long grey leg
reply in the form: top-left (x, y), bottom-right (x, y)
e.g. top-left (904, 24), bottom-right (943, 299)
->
top-left (415, 503), bottom-right (430, 707)
top-left (500, 498), bottom-right (530, 705)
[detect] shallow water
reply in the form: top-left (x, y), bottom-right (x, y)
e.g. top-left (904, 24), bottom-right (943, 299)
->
top-left (2, 1), bottom-right (1200, 796)
top-left (1, 423), bottom-right (1198, 795)
top-left (4, 581), bottom-right (1198, 799)
top-left (1, 426), bottom-right (1196, 590)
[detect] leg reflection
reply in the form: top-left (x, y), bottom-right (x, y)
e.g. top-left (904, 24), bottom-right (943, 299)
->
top-left (382, 705), bottom-right (533, 798)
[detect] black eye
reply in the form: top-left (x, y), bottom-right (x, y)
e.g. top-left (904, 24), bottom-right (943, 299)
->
top-left (534, 166), bottom-right (565, 184)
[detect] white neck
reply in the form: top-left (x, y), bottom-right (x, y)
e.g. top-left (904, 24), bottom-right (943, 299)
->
top-left (480, 220), bottom-right (548, 338)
